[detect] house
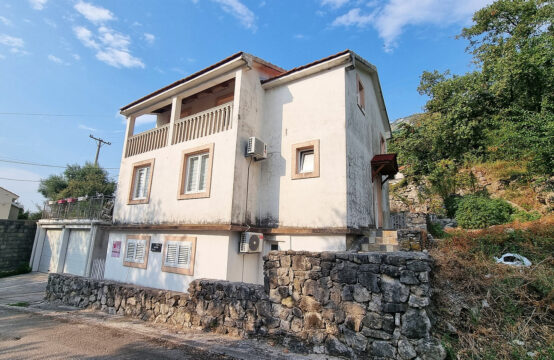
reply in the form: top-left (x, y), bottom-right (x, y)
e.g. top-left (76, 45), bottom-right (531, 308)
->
top-left (0, 186), bottom-right (23, 220)
top-left (103, 50), bottom-right (396, 292)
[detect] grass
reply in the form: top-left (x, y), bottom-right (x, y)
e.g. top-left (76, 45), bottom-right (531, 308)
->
top-left (8, 302), bottom-right (29, 307)
top-left (430, 215), bottom-right (554, 359)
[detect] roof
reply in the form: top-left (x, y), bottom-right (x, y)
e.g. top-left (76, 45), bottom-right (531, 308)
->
top-left (261, 50), bottom-right (350, 84)
top-left (371, 154), bottom-right (399, 176)
top-left (0, 186), bottom-right (19, 199)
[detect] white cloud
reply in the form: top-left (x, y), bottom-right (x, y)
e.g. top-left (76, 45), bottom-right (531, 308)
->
top-left (0, 34), bottom-right (24, 48)
top-left (332, 8), bottom-right (373, 27)
top-left (0, 16), bottom-right (11, 26)
top-left (135, 114), bottom-right (157, 126)
top-left (28, 0), bottom-right (47, 10)
top-left (44, 18), bottom-right (57, 28)
top-left (212, 0), bottom-right (256, 31)
top-left (48, 54), bottom-right (70, 65)
top-left (72, 53), bottom-right (80, 60)
top-left (74, 26), bottom-right (99, 49)
top-left (73, 5), bottom-right (144, 69)
top-left (332, 0), bottom-right (493, 52)
top-left (143, 33), bottom-right (155, 44)
top-left (96, 47), bottom-right (144, 69)
top-left (0, 54), bottom-right (5, 60)
top-left (78, 124), bottom-right (97, 132)
top-left (74, 1), bottom-right (115, 24)
top-left (321, 0), bottom-right (349, 8)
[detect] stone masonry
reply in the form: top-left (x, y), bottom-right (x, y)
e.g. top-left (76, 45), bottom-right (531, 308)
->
top-left (0, 219), bottom-right (36, 273)
top-left (46, 251), bottom-right (445, 360)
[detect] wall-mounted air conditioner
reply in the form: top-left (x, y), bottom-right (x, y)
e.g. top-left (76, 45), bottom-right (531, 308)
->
top-left (240, 232), bottom-right (264, 253)
top-left (246, 137), bottom-right (267, 160)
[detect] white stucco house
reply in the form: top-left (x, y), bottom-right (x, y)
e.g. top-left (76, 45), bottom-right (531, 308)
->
top-left (0, 186), bottom-right (23, 220)
top-left (103, 50), bottom-right (398, 292)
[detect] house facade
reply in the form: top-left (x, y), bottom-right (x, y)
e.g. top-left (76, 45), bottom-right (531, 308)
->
top-left (103, 50), bottom-right (394, 291)
top-left (0, 186), bottom-right (23, 220)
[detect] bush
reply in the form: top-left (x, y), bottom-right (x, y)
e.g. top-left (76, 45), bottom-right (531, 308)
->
top-left (444, 194), bottom-right (463, 219)
top-left (510, 209), bottom-right (541, 223)
top-left (455, 195), bottom-right (513, 229)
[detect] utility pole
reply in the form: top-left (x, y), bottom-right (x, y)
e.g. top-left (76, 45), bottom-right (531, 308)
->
top-left (89, 134), bottom-right (111, 166)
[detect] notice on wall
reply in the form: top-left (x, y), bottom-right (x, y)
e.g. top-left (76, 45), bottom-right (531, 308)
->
top-left (111, 241), bottom-right (121, 258)
top-left (151, 243), bottom-right (162, 253)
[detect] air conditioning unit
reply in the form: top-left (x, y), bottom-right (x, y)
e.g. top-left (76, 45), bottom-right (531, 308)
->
top-left (246, 137), bottom-right (267, 160)
top-left (240, 232), bottom-right (264, 253)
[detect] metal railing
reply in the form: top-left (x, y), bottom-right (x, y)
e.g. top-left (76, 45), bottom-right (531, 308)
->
top-left (42, 195), bottom-right (114, 221)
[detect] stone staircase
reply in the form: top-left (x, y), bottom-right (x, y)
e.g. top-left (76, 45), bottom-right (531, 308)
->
top-left (359, 229), bottom-right (399, 252)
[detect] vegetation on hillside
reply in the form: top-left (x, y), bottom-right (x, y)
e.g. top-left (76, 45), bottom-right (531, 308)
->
top-left (38, 163), bottom-right (116, 200)
top-left (431, 216), bottom-right (554, 359)
top-left (389, 0), bottom-right (553, 221)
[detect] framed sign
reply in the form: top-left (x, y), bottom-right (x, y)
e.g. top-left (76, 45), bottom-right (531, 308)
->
top-left (151, 243), bottom-right (162, 253)
top-left (111, 241), bottom-right (121, 258)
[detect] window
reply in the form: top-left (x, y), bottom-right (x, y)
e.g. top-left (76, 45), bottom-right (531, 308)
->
top-left (357, 74), bottom-right (365, 112)
top-left (162, 236), bottom-right (196, 275)
top-left (292, 140), bottom-right (320, 180)
top-left (128, 159), bottom-right (154, 204)
top-left (178, 144), bottom-right (214, 200)
top-left (123, 235), bottom-right (150, 269)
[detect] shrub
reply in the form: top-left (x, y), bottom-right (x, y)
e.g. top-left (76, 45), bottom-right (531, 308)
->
top-left (510, 209), bottom-right (541, 223)
top-left (455, 195), bottom-right (513, 229)
top-left (444, 194), bottom-right (463, 219)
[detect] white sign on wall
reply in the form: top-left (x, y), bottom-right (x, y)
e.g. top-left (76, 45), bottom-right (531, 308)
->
top-left (111, 241), bottom-right (121, 258)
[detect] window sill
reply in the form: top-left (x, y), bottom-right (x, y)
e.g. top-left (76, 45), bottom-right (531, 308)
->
top-left (292, 171), bottom-right (319, 180)
top-left (161, 265), bottom-right (194, 275)
top-left (123, 260), bottom-right (147, 269)
top-left (177, 191), bottom-right (210, 200)
top-left (128, 198), bottom-right (150, 205)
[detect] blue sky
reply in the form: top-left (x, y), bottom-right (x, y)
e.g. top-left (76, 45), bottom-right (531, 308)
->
top-left (0, 0), bottom-right (492, 210)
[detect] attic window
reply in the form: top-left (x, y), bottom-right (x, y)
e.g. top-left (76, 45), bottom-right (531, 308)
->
top-left (357, 74), bottom-right (365, 112)
top-left (292, 140), bottom-right (320, 180)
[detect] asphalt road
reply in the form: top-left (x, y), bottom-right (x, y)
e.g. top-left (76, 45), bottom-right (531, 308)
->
top-left (0, 307), bottom-right (232, 360)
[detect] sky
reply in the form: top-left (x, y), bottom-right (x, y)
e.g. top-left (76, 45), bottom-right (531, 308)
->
top-left (0, 0), bottom-right (493, 210)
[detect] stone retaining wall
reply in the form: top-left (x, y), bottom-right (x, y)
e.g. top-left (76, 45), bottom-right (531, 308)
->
top-left (46, 251), bottom-right (445, 359)
top-left (0, 220), bottom-right (36, 273)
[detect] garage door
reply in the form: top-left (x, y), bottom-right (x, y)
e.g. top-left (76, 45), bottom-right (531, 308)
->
top-left (38, 230), bottom-right (62, 273)
top-left (63, 230), bottom-right (90, 276)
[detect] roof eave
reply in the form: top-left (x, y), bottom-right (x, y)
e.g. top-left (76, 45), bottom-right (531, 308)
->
top-left (120, 53), bottom-right (248, 117)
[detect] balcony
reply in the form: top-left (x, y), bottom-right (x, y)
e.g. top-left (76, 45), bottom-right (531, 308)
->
top-left (172, 101), bottom-right (233, 145)
top-left (42, 195), bottom-right (114, 221)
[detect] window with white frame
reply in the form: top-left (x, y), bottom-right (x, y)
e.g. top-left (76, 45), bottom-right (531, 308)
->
top-left (162, 236), bottom-right (196, 275)
top-left (128, 159), bottom-right (154, 204)
top-left (123, 235), bottom-right (150, 269)
top-left (178, 144), bottom-right (214, 200)
top-left (291, 140), bottom-right (320, 180)
top-left (133, 166), bottom-right (150, 199)
top-left (298, 149), bottom-right (315, 174)
top-left (185, 152), bottom-right (209, 194)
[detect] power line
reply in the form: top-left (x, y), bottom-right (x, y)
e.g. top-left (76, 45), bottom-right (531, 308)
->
top-left (0, 177), bottom-right (41, 182)
top-left (0, 112), bottom-right (112, 118)
top-left (0, 158), bottom-right (119, 170)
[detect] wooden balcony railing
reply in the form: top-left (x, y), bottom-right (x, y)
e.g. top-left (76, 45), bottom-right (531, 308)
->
top-left (125, 123), bottom-right (169, 157)
top-left (172, 102), bottom-right (233, 145)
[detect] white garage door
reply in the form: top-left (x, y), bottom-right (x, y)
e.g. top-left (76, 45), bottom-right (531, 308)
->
top-left (38, 230), bottom-right (62, 273)
top-left (63, 230), bottom-right (90, 276)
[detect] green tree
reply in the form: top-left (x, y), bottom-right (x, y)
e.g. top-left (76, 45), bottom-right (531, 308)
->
top-left (38, 163), bottom-right (116, 200)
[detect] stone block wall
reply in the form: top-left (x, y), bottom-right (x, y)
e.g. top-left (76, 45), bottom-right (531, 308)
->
top-left (0, 220), bottom-right (36, 273)
top-left (46, 251), bottom-right (445, 360)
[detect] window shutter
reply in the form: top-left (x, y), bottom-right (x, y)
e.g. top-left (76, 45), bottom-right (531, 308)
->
top-left (186, 156), bottom-right (199, 193)
top-left (134, 166), bottom-right (150, 199)
top-left (125, 240), bottom-right (136, 261)
top-left (165, 243), bottom-right (178, 266)
top-left (177, 243), bottom-right (191, 267)
top-left (135, 241), bottom-right (145, 263)
top-left (198, 154), bottom-right (209, 191)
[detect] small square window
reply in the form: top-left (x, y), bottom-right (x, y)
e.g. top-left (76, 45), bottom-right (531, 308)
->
top-left (128, 159), bottom-right (154, 205)
top-left (162, 236), bottom-right (196, 275)
top-left (291, 140), bottom-right (320, 180)
top-left (178, 144), bottom-right (214, 200)
top-left (123, 235), bottom-right (150, 269)
top-left (270, 243), bottom-right (279, 251)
